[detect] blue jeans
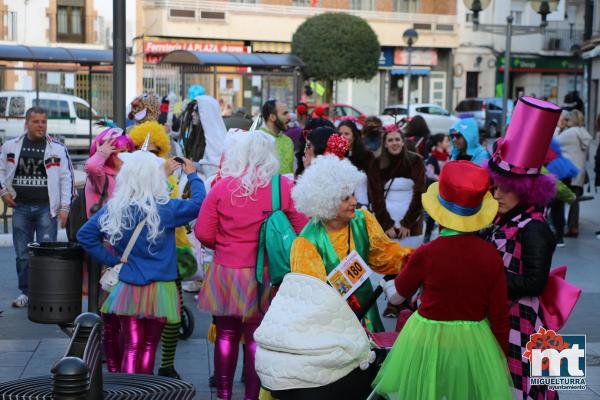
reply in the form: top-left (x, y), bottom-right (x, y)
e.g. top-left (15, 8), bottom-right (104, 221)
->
top-left (12, 204), bottom-right (58, 295)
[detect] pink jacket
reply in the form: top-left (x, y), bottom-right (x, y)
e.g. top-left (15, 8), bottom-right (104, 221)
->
top-left (195, 175), bottom-right (308, 268)
top-left (84, 152), bottom-right (117, 217)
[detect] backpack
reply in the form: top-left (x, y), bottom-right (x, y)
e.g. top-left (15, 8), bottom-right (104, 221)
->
top-left (255, 175), bottom-right (297, 288)
top-left (66, 177), bottom-right (109, 242)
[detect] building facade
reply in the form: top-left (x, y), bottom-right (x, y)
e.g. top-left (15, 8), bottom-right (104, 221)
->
top-left (0, 0), bottom-right (137, 118)
top-left (139, 0), bottom-right (459, 116)
top-left (455, 0), bottom-right (585, 110)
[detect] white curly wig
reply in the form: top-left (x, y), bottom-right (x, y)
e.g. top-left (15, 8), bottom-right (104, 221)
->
top-left (292, 155), bottom-right (364, 221)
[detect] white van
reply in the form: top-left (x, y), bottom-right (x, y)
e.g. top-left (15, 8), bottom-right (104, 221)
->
top-left (0, 91), bottom-right (103, 154)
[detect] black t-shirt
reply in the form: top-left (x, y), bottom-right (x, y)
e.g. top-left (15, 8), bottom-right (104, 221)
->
top-left (13, 136), bottom-right (49, 204)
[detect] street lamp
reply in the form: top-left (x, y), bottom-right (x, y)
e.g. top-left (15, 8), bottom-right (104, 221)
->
top-left (402, 28), bottom-right (418, 118)
top-left (463, 0), bottom-right (559, 134)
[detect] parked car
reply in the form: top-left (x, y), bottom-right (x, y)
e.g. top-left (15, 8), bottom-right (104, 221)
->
top-left (454, 97), bottom-right (513, 138)
top-left (379, 103), bottom-right (459, 134)
top-left (0, 91), bottom-right (101, 154)
top-left (306, 103), bottom-right (367, 126)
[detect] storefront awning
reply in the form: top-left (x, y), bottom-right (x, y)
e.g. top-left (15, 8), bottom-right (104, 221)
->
top-left (390, 68), bottom-right (431, 76)
top-left (159, 50), bottom-right (304, 68)
top-left (0, 44), bottom-right (115, 64)
top-left (253, 41), bottom-right (291, 54)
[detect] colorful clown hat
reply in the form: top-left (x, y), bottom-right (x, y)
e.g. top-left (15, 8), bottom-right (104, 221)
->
top-left (490, 96), bottom-right (561, 176)
top-left (422, 160), bottom-right (498, 232)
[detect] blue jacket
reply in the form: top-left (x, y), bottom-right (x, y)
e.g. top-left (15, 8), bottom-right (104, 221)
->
top-left (77, 173), bottom-right (205, 285)
top-left (450, 118), bottom-right (490, 166)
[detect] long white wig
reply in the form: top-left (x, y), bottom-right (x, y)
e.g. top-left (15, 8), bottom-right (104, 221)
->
top-left (99, 151), bottom-right (169, 246)
top-left (292, 155), bottom-right (364, 221)
top-left (220, 131), bottom-right (279, 198)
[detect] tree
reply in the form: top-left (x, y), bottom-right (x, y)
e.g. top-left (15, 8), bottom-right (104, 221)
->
top-left (292, 13), bottom-right (380, 117)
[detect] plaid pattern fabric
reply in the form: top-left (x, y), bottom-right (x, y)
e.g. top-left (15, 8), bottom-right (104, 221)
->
top-left (489, 207), bottom-right (558, 400)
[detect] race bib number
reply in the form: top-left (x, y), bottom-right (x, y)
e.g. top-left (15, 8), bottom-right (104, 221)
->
top-left (327, 250), bottom-right (373, 300)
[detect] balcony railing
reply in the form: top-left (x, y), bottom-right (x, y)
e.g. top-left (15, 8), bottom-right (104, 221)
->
top-left (543, 28), bottom-right (584, 52)
top-left (144, 0), bottom-right (457, 25)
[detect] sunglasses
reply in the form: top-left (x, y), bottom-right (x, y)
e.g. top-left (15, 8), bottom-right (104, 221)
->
top-left (149, 148), bottom-right (160, 156)
top-left (450, 133), bottom-right (462, 139)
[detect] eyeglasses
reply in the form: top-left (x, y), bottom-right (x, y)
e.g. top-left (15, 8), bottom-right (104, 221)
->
top-left (450, 133), bottom-right (462, 140)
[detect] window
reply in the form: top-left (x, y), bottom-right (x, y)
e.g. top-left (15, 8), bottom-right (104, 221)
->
top-left (0, 97), bottom-right (7, 116)
top-left (36, 99), bottom-right (70, 119)
top-left (393, 0), bottom-right (419, 13)
top-left (169, 9), bottom-right (196, 18)
top-left (293, 0), bottom-right (320, 5)
top-left (510, 10), bottom-right (523, 25)
top-left (350, 0), bottom-right (375, 10)
top-left (344, 106), bottom-right (362, 117)
top-left (8, 97), bottom-right (25, 117)
top-left (383, 107), bottom-right (407, 116)
top-left (428, 106), bottom-right (447, 115)
top-left (74, 102), bottom-right (92, 119)
top-left (57, 0), bottom-right (85, 43)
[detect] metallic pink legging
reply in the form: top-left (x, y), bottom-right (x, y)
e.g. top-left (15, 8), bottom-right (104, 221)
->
top-left (119, 316), bottom-right (165, 374)
top-left (214, 316), bottom-right (261, 400)
top-left (102, 313), bottom-right (122, 372)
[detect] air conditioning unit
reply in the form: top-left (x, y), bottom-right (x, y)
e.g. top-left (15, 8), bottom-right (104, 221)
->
top-left (547, 38), bottom-right (561, 51)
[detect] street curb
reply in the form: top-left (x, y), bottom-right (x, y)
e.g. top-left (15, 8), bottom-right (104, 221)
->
top-left (0, 229), bottom-right (68, 248)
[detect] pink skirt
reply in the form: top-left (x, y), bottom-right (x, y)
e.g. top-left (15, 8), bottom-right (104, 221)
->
top-left (196, 264), bottom-right (270, 322)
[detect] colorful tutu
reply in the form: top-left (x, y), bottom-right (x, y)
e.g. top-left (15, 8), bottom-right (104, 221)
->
top-left (101, 280), bottom-right (180, 324)
top-left (196, 264), bottom-right (270, 322)
top-left (372, 312), bottom-right (513, 400)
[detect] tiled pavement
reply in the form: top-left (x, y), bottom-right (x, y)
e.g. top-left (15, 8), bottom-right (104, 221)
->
top-left (0, 336), bottom-right (599, 399)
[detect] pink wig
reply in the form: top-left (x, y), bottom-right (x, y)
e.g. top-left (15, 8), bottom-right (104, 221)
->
top-left (486, 165), bottom-right (557, 206)
top-left (90, 128), bottom-right (135, 168)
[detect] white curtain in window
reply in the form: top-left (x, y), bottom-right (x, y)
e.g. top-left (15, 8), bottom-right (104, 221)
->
top-left (71, 7), bottom-right (82, 34)
top-left (57, 7), bottom-right (68, 34)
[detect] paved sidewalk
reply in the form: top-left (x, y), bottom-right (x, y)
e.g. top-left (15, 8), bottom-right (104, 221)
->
top-left (0, 336), bottom-right (599, 399)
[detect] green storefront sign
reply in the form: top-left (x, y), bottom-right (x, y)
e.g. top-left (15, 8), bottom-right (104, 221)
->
top-left (497, 56), bottom-right (584, 70)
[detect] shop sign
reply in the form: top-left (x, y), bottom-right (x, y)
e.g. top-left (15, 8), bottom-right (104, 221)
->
top-left (394, 48), bottom-right (438, 66)
top-left (144, 39), bottom-right (247, 63)
top-left (497, 56), bottom-right (584, 71)
top-left (379, 47), bottom-right (394, 67)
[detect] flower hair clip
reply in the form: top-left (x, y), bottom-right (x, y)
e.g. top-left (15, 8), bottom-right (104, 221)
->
top-left (324, 134), bottom-right (349, 159)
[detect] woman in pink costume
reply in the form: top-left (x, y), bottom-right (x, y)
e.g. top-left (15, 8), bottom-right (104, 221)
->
top-left (84, 127), bottom-right (134, 372)
top-left (77, 150), bottom-right (205, 374)
top-left (195, 132), bottom-right (307, 400)
top-left (484, 97), bottom-right (560, 399)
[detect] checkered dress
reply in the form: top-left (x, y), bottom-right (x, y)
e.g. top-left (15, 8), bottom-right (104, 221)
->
top-left (488, 207), bottom-right (558, 400)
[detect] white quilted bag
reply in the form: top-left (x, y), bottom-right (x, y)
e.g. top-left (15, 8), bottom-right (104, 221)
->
top-left (254, 273), bottom-right (372, 391)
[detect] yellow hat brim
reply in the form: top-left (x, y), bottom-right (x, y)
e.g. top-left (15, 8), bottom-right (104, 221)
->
top-left (422, 182), bottom-right (499, 232)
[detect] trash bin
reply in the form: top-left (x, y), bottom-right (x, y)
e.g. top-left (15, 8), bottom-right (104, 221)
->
top-left (27, 242), bottom-right (83, 324)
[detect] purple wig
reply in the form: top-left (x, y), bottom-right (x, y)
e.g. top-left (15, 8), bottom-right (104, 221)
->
top-left (486, 165), bottom-right (557, 206)
top-left (90, 128), bottom-right (135, 169)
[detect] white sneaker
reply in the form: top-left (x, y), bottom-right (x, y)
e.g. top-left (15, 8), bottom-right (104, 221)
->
top-left (182, 280), bottom-right (203, 293)
top-left (12, 294), bottom-right (28, 308)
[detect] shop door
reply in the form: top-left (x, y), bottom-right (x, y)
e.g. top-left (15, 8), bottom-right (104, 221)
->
top-left (429, 72), bottom-right (446, 108)
top-left (466, 71), bottom-right (478, 98)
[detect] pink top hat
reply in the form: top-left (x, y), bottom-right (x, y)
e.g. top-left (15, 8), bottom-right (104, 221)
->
top-left (490, 96), bottom-right (561, 175)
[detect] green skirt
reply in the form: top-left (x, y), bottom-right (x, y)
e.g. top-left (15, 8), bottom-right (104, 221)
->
top-left (372, 312), bottom-right (513, 400)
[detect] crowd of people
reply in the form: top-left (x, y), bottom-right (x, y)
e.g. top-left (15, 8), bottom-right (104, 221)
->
top-left (0, 88), bottom-right (597, 399)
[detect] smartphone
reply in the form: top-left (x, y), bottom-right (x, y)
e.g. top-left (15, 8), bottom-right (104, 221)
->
top-left (173, 157), bottom-right (184, 164)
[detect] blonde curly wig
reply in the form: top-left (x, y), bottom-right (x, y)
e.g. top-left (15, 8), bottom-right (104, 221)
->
top-left (292, 155), bottom-right (364, 221)
top-left (128, 121), bottom-right (171, 159)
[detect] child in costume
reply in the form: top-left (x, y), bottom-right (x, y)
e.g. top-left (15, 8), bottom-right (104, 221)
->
top-left (374, 160), bottom-right (513, 400)
top-left (84, 127), bottom-right (134, 373)
top-left (77, 150), bottom-right (205, 374)
top-left (128, 120), bottom-right (196, 378)
top-left (484, 96), bottom-right (560, 399)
